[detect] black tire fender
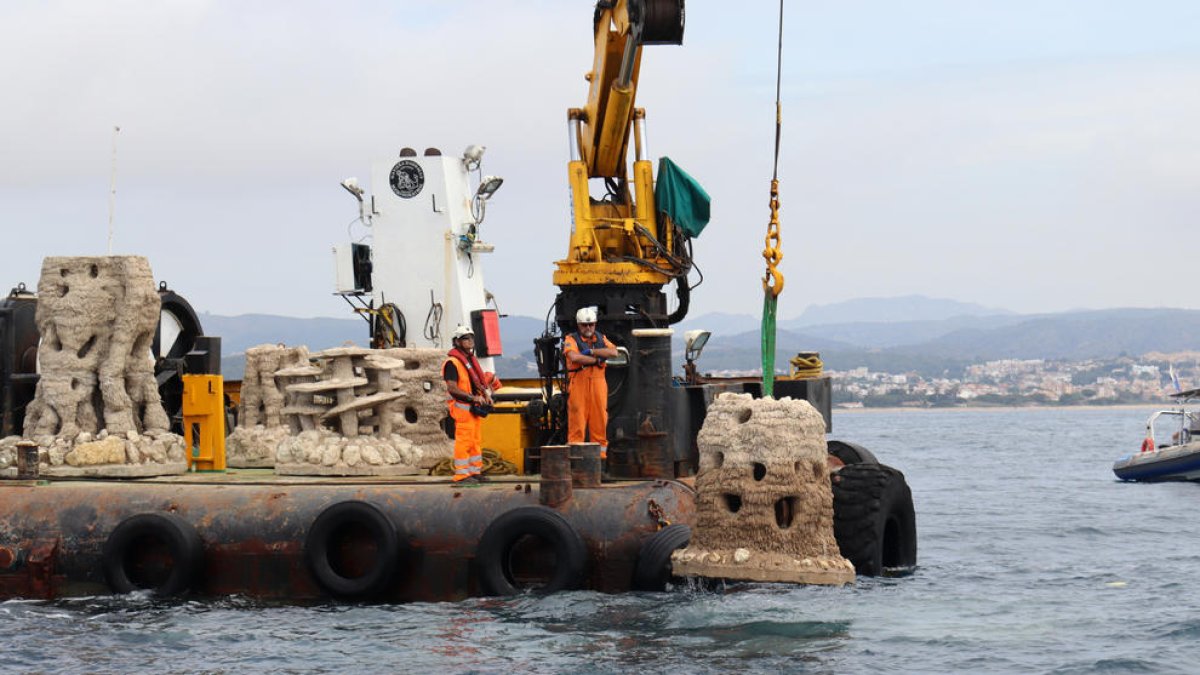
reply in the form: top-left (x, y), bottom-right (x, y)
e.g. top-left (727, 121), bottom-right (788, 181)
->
top-left (632, 524), bottom-right (691, 592)
top-left (831, 463), bottom-right (917, 576)
top-left (476, 506), bottom-right (587, 596)
top-left (103, 513), bottom-right (204, 596)
top-left (827, 440), bottom-right (879, 466)
top-left (305, 501), bottom-right (400, 599)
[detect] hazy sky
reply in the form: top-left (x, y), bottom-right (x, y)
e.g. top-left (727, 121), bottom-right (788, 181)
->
top-left (3, 1), bottom-right (1198, 321)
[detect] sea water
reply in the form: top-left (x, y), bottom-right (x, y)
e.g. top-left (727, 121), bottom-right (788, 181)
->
top-left (4, 406), bottom-right (1199, 674)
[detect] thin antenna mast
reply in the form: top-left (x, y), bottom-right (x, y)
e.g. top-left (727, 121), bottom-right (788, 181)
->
top-left (107, 125), bottom-right (120, 254)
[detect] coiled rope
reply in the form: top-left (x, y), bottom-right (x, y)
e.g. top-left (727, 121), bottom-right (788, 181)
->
top-left (789, 353), bottom-right (823, 379)
top-left (429, 448), bottom-right (519, 477)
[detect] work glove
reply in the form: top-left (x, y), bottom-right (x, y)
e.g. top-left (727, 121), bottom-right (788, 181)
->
top-left (581, 348), bottom-right (592, 356)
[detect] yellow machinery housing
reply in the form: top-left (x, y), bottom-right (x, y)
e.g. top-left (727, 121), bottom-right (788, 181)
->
top-left (182, 374), bottom-right (226, 472)
top-left (480, 401), bottom-right (536, 474)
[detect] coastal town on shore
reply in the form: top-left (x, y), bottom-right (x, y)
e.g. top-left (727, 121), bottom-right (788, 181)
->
top-left (822, 353), bottom-right (1200, 408)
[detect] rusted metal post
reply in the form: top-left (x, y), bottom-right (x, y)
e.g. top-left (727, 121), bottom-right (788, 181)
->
top-left (15, 441), bottom-right (38, 480)
top-left (570, 443), bottom-right (601, 488)
top-left (539, 445), bottom-right (573, 507)
top-left (636, 426), bottom-right (673, 478)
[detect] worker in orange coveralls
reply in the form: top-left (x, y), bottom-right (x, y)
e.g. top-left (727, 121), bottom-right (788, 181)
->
top-left (443, 325), bottom-right (499, 484)
top-left (562, 307), bottom-right (618, 463)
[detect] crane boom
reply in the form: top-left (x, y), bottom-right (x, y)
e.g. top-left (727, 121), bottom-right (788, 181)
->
top-left (554, 0), bottom-right (685, 288)
top-left (577, 1), bottom-right (682, 177)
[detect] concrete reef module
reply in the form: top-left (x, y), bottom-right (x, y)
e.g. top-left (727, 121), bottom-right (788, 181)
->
top-left (672, 393), bottom-right (855, 585)
top-left (1, 256), bottom-right (186, 477)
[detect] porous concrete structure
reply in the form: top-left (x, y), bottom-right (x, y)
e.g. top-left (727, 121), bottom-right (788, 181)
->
top-left (279, 347), bottom-right (403, 438)
top-left (276, 363), bottom-right (325, 433)
top-left (225, 344), bottom-right (311, 468)
top-left (239, 344), bottom-right (311, 428)
top-left (275, 346), bottom-right (448, 476)
top-left (7, 256), bottom-right (186, 477)
top-left (671, 393), bottom-right (855, 585)
top-left (380, 347), bottom-right (454, 466)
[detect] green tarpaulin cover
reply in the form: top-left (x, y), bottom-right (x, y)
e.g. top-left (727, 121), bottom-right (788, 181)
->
top-left (655, 156), bottom-right (710, 238)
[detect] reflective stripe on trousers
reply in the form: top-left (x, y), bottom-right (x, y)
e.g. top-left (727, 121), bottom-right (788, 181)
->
top-left (453, 457), bottom-right (471, 477)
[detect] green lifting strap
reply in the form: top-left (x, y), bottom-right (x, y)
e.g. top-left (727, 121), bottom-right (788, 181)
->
top-left (761, 293), bottom-right (778, 398)
top-left (655, 157), bottom-right (711, 238)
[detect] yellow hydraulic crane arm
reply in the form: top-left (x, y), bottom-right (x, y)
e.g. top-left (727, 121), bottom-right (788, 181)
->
top-left (556, 0), bottom-right (685, 287)
top-left (579, 1), bottom-right (641, 178)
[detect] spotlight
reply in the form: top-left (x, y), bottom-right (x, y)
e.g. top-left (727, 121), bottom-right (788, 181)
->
top-left (475, 175), bottom-right (504, 201)
top-left (685, 330), bottom-right (711, 361)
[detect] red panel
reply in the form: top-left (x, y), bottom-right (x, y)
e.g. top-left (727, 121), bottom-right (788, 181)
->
top-left (479, 310), bottom-right (502, 356)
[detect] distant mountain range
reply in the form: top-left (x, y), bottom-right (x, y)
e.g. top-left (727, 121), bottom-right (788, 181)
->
top-left (789, 295), bottom-right (1014, 326)
top-left (201, 296), bottom-right (1200, 380)
top-left (672, 294), bottom-right (1020, 344)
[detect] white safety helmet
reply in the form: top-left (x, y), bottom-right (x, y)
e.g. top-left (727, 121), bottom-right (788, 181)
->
top-left (452, 324), bottom-right (475, 340)
top-left (575, 307), bottom-right (598, 324)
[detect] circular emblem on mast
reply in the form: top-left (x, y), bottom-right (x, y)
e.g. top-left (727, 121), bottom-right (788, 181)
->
top-left (389, 160), bottom-right (424, 199)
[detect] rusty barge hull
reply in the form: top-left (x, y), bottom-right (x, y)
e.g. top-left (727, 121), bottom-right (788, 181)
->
top-left (0, 471), bottom-right (695, 602)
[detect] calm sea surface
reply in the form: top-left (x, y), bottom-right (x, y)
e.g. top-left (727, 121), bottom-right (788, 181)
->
top-left (4, 406), bottom-right (1199, 674)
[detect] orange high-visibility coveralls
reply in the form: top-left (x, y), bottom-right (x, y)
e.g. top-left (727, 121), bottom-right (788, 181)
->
top-left (563, 332), bottom-right (615, 459)
top-left (443, 357), bottom-right (483, 481)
